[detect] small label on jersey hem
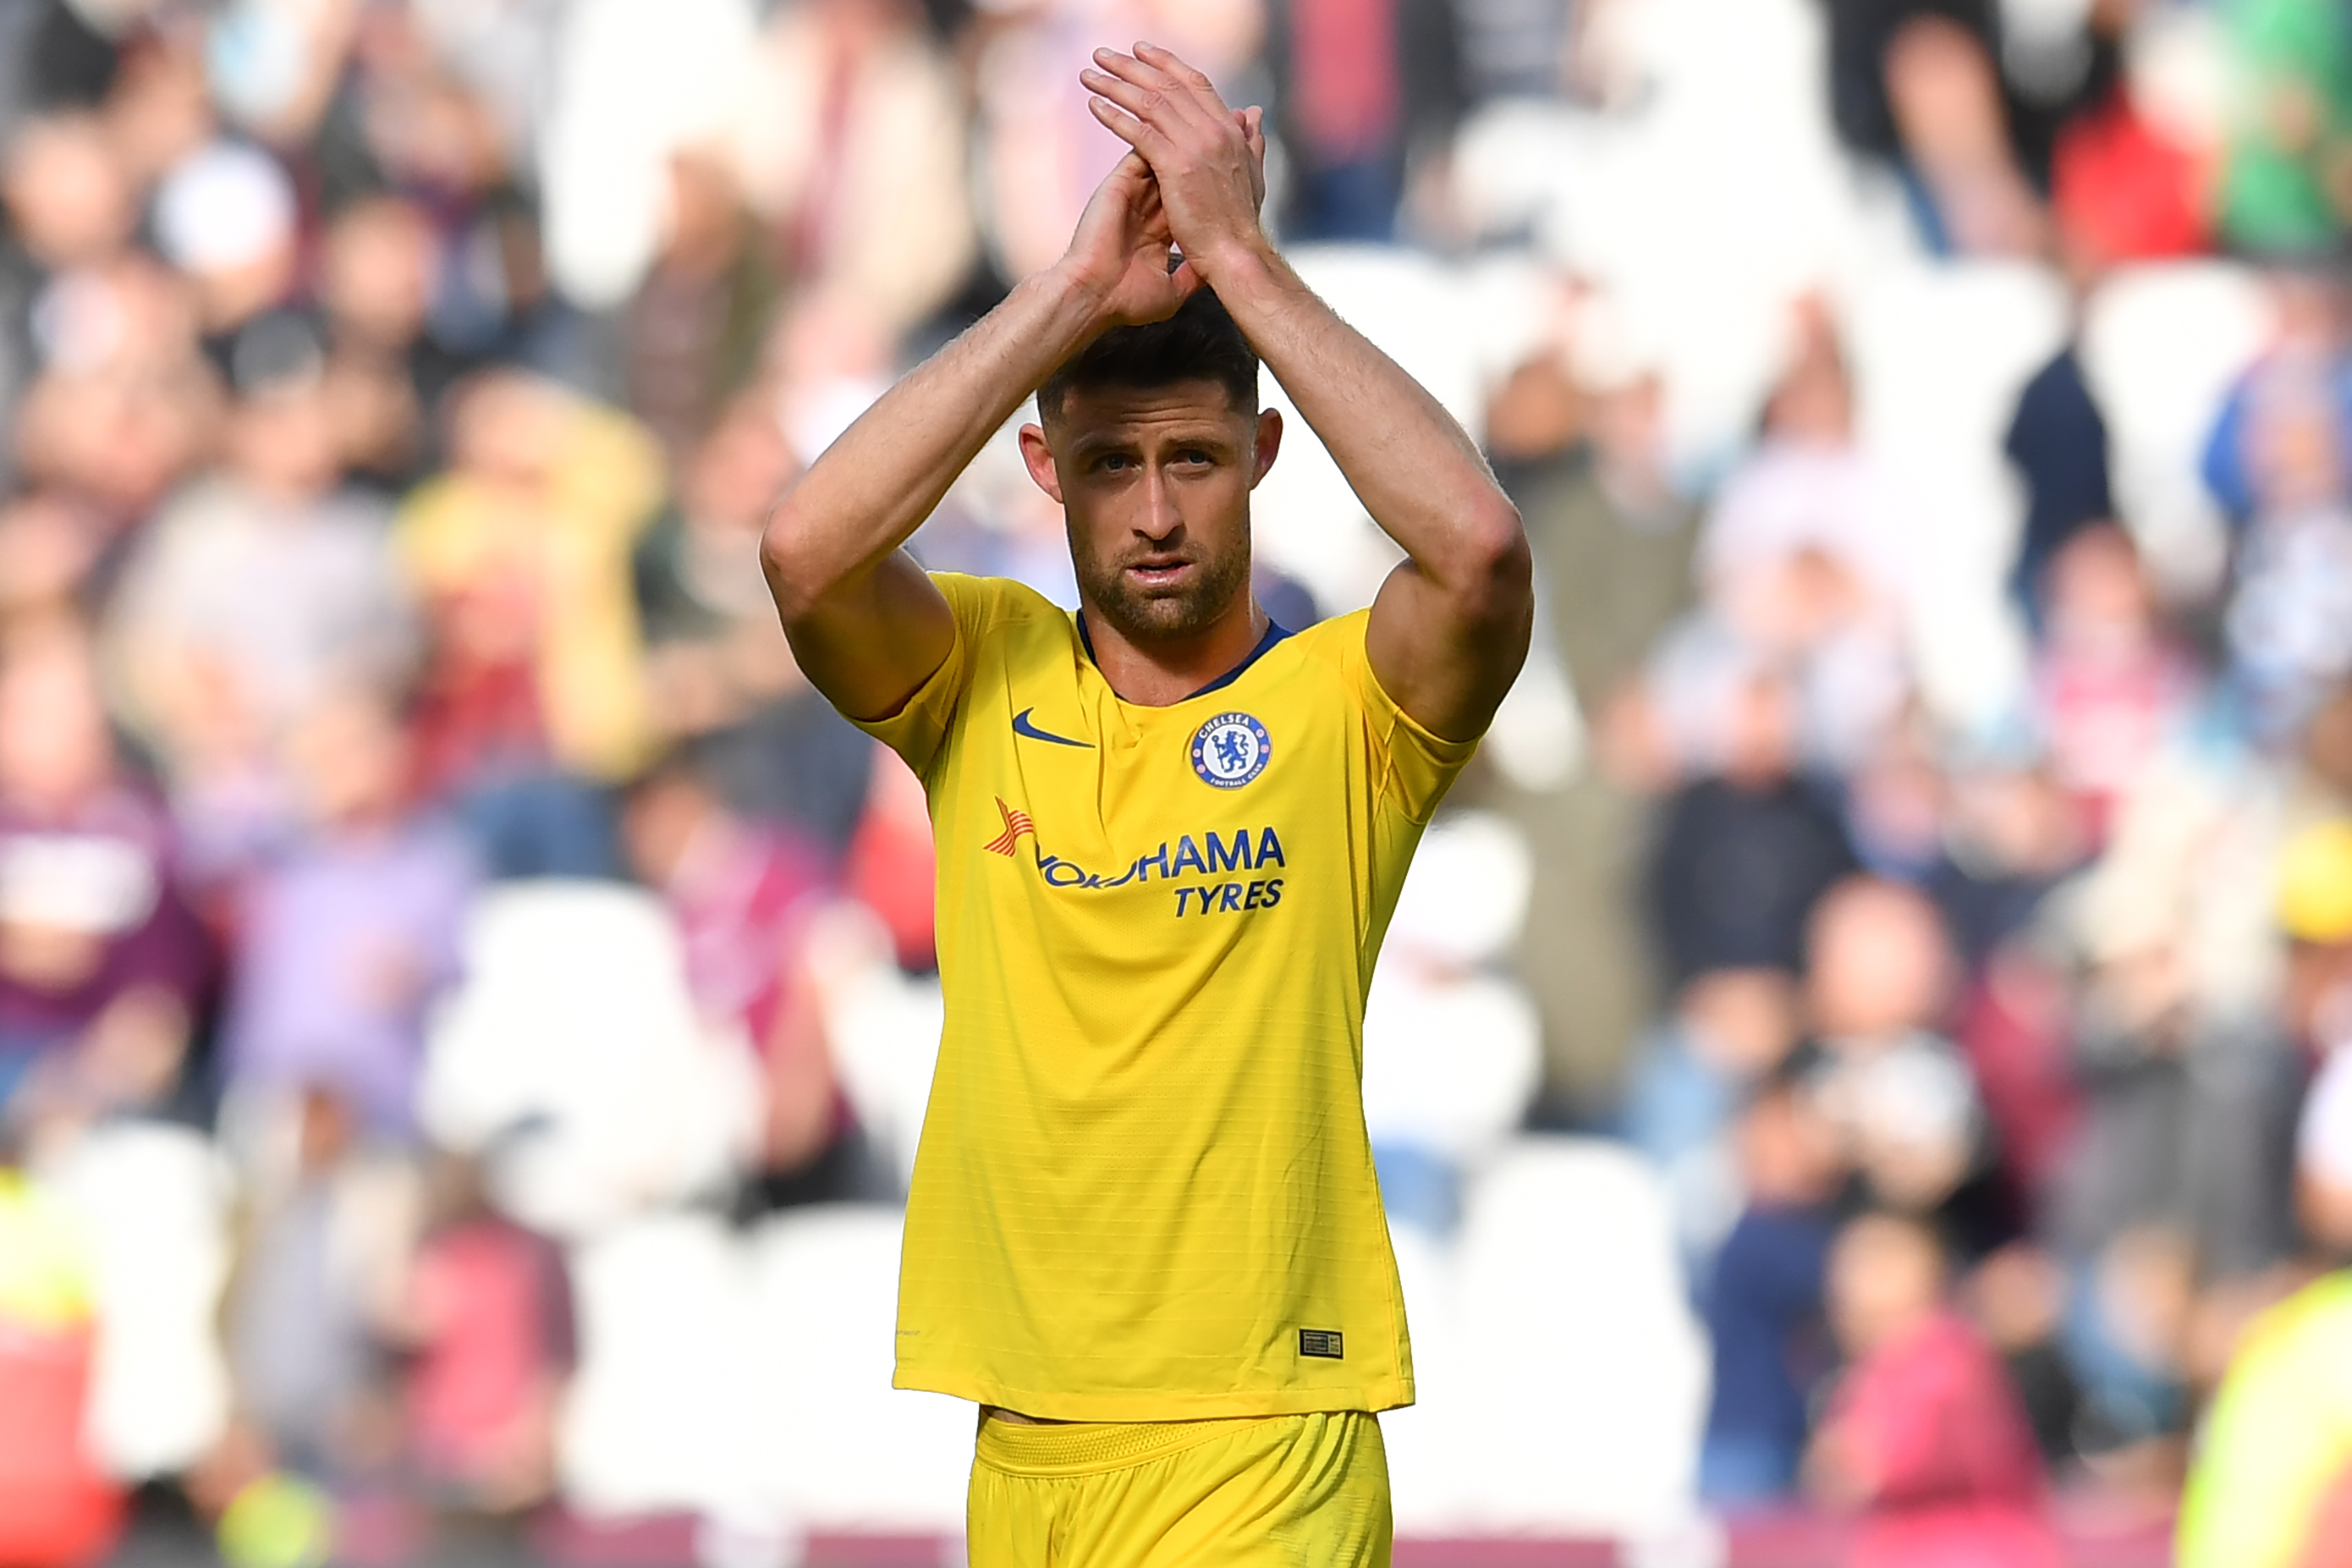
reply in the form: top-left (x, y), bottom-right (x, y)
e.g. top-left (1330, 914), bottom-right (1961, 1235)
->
top-left (1298, 1329), bottom-right (1344, 1359)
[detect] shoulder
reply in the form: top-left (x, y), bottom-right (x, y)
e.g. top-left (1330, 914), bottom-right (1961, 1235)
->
top-left (1273, 609), bottom-right (1371, 681)
top-left (931, 572), bottom-right (1076, 651)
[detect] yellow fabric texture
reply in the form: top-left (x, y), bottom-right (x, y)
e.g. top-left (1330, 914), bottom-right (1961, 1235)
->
top-left (2176, 1270), bottom-right (2352, 1568)
top-left (966, 1411), bottom-right (1391, 1568)
top-left (853, 574), bottom-right (1476, 1421)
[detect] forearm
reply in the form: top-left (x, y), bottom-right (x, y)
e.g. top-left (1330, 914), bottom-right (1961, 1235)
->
top-left (1202, 241), bottom-right (1520, 587)
top-left (760, 267), bottom-right (1104, 619)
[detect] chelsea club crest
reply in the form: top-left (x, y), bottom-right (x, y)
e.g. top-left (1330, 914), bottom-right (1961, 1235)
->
top-left (1190, 711), bottom-right (1272, 789)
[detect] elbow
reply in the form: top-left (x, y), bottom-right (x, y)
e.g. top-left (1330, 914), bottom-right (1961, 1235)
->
top-left (758, 499), bottom-right (825, 626)
top-left (1454, 497), bottom-right (1533, 629)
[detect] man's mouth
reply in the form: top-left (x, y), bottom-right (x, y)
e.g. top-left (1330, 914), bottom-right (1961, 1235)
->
top-left (1124, 559), bottom-right (1195, 590)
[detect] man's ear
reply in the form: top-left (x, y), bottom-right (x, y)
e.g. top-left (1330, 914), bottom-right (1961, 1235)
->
top-left (1250, 408), bottom-right (1283, 488)
top-left (1018, 423), bottom-right (1065, 504)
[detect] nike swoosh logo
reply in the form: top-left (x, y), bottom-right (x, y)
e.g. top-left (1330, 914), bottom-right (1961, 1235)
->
top-left (1012, 708), bottom-right (1092, 748)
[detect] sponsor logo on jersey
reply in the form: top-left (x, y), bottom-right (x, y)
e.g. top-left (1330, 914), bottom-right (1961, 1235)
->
top-left (982, 797), bottom-right (1036, 856)
top-left (980, 808), bottom-right (1290, 917)
top-left (1029, 825), bottom-right (1286, 888)
top-left (1011, 707), bottom-right (1091, 747)
top-left (1190, 711), bottom-right (1271, 789)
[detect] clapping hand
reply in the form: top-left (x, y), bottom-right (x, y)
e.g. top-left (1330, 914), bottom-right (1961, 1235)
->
top-left (1059, 43), bottom-right (1268, 325)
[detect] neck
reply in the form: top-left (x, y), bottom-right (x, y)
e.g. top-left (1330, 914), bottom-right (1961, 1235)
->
top-left (1080, 593), bottom-right (1269, 707)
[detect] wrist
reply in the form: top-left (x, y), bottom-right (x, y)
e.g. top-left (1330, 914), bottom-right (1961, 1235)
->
top-left (1025, 259), bottom-right (1127, 350)
top-left (1185, 233), bottom-right (1282, 301)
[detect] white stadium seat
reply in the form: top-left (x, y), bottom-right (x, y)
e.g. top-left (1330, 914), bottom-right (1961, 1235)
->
top-left (2079, 260), bottom-right (2276, 601)
top-left (803, 902), bottom-right (945, 1198)
top-left (1447, 1138), bottom-right (1706, 1535)
top-left (419, 881), bottom-right (763, 1240)
top-left (558, 1212), bottom-right (760, 1520)
top-left (37, 1122), bottom-right (233, 1479)
top-left (739, 1205), bottom-right (972, 1534)
top-left (1846, 260), bottom-right (2071, 730)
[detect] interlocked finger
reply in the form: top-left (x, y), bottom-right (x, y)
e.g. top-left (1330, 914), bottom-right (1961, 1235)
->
top-left (1085, 47), bottom-right (1229, 140)
top-left (1087, 93), bottom-right (1164, 160)
top-left (1134, 40), bottom-right (1219, 97)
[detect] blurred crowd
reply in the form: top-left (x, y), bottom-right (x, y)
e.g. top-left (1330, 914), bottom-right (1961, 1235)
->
top-left (4, 0), bottom-right (2352, 1563)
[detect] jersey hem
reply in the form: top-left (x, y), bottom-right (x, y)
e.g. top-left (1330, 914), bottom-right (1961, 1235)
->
top-left (891, 1366), bottom-right (1417, 1421)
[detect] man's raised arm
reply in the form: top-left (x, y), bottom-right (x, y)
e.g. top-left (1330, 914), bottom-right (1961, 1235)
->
top-left (1081, 45), bottom-right (1534, 742)
top-left (760, 153), bottom-right (1207, 723)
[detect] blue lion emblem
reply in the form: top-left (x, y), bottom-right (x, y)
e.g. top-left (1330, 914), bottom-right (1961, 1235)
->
top-left (1190, 712), bottom-right (1272, 789)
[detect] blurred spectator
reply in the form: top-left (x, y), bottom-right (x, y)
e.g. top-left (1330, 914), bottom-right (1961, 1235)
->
top-left (0, 490), bottom-right (106, 627)
top-left (1698, 1067), bottom-right (1842, 1506)
top-left (620, 751), bottom-right (865, 1207)
top-left (841, 745), bottom-right (938, 973)
top-left (11, 267), bottom-right (219, 531)
top-left (2201, 271), bottom-right (2352, 527)
top-left (1963, 1242), bottom-right (2082, 1471)
top-left (731, 0), bottom-right (972, 341)
top-left (1623, 967), bottom-right (1799, 1275)
top-left (1802, 877), bottom-right (2002, 1251)
top-left (2047, 85), bottom-right (2207, 274)
top-left (1808, 1211), bottom-right (2063, 1568)
top-left (623, 150), bottom-right (778, 466)
top-left (107, 312), bottom-right (416, 835)
top-left (0, 622), bottom-right (211, 1128)
top-left (1690, 303), bottom-right (1914, 773)
top-left (216, 691), bottom-right (475, 1140)
top-left (1488, 293), bottom-right (1694, 718)
top-left (395, 1149), bottom-right (573, 1516)
top-left (314, 194), bottom-right (471, 493)
top-left (2046, 770), bottom-right (2312, 1456)
top-left (2027, 524), bottom-right (2201, 838)
top-left (1822, 0), bottom-right (2129, 255)
top-left (397, 370), bottom-right (662, 876)
top-left (2205, 272), bottom-right (2352, 739)
top-left (1646, 663), bottom-right (1857, 987)
top-left (1935, 764), bottom-right (2088, 1200)
top-left (104, 27), bottom-right (217, 194)
top-left (633, 394), bottom-right (808, 742)
top-left (220, 1082), bottom-right (414, 1487)
top-left (2002, 335), bottom-right (2114, 625)
top-left (2212, 0), bottom-right (2352, 257)
top-left (1266, 0), bottom-right (1456, 241)
top-left (1879, 13), bottom-right (2047, 256)
top-left (2173, 956), bottom-right (2352, 1567)
top-left (0, 110), bottom-right (138, 440)
top-left (1485, 303), bottom-right (1696, 1102)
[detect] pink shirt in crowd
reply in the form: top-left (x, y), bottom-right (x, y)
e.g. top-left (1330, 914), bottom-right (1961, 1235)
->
top-left (1824, 1310), bottom-right (2063, 1568)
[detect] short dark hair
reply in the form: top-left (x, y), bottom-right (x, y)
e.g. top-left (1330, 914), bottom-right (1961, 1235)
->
top-left (1037, 288), bottom-right (1259, 425)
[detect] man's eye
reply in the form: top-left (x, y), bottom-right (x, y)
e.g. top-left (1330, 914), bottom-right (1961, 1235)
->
top-left (1175, 449), bottom-right (1211, 466)
top-left (1098, 454), bottom-right (1131, 472)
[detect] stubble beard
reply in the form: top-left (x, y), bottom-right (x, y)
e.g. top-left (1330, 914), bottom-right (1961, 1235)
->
top-left (1073, 532), bottom-right (1253, 645)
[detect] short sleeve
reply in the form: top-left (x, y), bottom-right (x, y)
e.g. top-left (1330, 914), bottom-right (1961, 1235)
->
top-left (1333, 611), bottom-right (1481, 823)
top-left (845, 572), bottom-right (1003, 779)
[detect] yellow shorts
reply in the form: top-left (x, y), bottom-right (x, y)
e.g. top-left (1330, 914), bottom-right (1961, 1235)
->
top-left (965, 1410), bottom-right (1392, 1568)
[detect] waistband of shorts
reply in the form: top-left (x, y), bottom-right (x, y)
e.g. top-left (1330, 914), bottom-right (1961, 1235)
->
top-left (973, 1413), bottom-right (1284, 1477)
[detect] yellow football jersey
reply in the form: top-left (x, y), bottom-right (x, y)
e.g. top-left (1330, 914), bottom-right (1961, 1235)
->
top-left (851, 572), bottom-right (1478, 1421)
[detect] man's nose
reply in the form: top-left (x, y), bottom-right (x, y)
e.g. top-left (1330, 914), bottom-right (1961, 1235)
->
top-left (1138, 470), bottom-right (1181, 540)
